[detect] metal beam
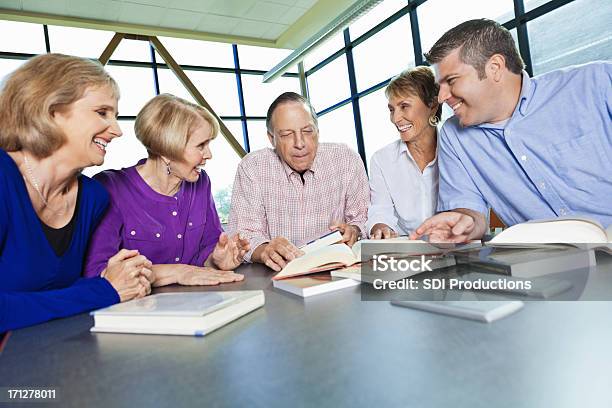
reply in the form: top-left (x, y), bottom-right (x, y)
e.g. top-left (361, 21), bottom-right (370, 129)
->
top-left (98, 33), bottom-right (124, 65)
top-left (343, 29), bottom-right (367, 171)
top-left (298, 62), bottom-right (309, 99)
top-left (149, 36), bottom-right (247, 158)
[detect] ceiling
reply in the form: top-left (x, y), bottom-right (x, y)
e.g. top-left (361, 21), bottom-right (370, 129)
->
top-left (0, 0), bottom-right (360, 48)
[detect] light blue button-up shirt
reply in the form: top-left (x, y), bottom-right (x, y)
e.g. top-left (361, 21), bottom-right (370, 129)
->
top-left (437, 62), bottom-right (612, 227)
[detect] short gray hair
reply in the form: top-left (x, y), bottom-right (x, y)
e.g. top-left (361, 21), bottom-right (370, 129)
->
top-left (266, 92), bottom-right (318, 134)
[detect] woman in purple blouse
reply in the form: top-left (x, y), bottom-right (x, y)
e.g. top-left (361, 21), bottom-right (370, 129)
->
top-left (85, 94), bottom-right (248, 286)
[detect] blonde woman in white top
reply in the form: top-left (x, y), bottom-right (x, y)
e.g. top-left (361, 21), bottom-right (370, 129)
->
top-left (366, 66), bottom-right (441, 239)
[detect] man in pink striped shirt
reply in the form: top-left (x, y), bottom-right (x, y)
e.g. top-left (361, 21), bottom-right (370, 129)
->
top-left (228, 92), bottom-right (369, 272)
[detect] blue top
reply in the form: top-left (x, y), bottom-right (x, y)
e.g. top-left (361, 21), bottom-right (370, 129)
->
top-left (437, 62), bottom-right (612, 227)
top-left (0, 149), bottom-right (120, 332)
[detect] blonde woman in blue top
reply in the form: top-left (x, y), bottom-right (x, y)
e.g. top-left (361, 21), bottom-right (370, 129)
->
top-left (0, 54), bottom-right (153, 332)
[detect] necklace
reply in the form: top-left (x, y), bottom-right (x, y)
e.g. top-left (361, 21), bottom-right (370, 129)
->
top-left (22, 152), bottom-right (69, 216)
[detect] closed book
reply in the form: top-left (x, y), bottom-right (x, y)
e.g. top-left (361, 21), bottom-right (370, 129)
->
top-left (91, 291), bottom-right (264, 336)
top-left (455, 247), bottom-right (595, 278)
top-left (272, 273), bottom-right (360, 297)
top-left (391, 300), bottom-right (524, 323)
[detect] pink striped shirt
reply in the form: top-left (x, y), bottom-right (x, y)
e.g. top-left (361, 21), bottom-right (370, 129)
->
top-left (228, 143), bottom-right (369, 262)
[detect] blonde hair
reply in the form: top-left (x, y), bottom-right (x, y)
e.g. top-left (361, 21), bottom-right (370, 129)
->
top-left (385, 66), bottom-right (441, 118)
top-left (134, 94), bottom-right (220, 161)
top-left (0, 53), bottom-right (119, 158)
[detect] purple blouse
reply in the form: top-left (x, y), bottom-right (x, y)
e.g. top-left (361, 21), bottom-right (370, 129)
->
top-left (84, 161), bottom-right (222, 277)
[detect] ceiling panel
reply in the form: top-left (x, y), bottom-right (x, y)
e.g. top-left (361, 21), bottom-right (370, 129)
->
top-left (0, 0), bottom-right (361, 49)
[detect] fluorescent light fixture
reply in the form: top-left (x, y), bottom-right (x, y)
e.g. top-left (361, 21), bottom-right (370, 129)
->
top-left (263, 0), bottom-right (382, 83)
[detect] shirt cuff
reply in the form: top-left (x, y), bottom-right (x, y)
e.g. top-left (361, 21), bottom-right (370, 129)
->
top-left (437, 200), bottom-right (488, 216)
top-left (365, 217), bottom-right (399, 237)
top-left (243, 237), bottom-right (270, 263)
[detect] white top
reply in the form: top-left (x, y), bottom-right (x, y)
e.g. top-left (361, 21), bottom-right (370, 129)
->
top-left (366, 139), bottom-right (439, 236)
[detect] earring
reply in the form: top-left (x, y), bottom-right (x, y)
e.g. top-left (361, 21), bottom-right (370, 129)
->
top-left (428, 115), bottom-right (440, 127)
top-left (164, 160), bottom-right (171, 175)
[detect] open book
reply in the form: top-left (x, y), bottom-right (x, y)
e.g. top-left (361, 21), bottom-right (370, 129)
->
top-left (272, 236), bottom-right (480, 281)
top-left (488, 217), bottom-right (612, 253)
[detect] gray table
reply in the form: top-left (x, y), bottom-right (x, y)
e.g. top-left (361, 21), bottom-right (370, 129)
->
top-left (2, 255), bottom-right (612, 408)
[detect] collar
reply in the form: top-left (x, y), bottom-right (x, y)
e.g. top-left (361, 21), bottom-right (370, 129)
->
top-left (278, 149), bottom-right (319, 181)
top-left (516, 70), bottom-right (535, 116)
top-left (396, 135), bottom-right (438, 168)
top-left (477, 70), bottom-right (533, 130)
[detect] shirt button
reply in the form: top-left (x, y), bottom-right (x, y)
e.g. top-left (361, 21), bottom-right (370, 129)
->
top-left (188, 222), bottom-right (193, 227)
top-left (155, 233), bottom-right (161, 238)
top-left (177, 234), bottom-right (182, 239)
top-left (559, 208), bottom-right (567, 215)
top-left (175, 257), bottom-right (180, 262)
top-left (539, 182), bottom-right (546, 189)
top-left (520, 155), bottom-right (527, 161)
top-left (130, 230), bottom-right (136, 236)
top-left (172, 211), bottom-right (177, 216)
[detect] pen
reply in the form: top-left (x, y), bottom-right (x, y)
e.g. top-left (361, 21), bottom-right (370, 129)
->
top-left (300, 230), bottom-right (339, 248)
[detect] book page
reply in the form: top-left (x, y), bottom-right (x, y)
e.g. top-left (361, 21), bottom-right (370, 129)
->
top-left (490, 219), bottom-right (607, 244)
top-left (273, 243), bottom-right (359, 280)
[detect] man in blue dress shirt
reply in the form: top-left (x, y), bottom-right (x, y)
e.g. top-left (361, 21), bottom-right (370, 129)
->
top-left (412, 19), bottom-right (612, 243)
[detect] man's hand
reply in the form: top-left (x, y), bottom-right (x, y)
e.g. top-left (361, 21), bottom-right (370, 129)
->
top-left (252, 237), bottom-right (304, 272)
top-left (210, 232), bottom-right (250, 270)
top-left (410, 210), bottom-right (486, 243)
top-left (329, 222), bottom-right (361, 246)
top-left (369, 223), bottom-right (398, 240)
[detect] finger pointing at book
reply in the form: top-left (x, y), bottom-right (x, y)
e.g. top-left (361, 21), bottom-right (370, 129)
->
top-left (410, 211), bottom-right (479, 243)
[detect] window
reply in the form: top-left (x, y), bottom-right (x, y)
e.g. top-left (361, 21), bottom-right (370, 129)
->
top-left (111, 39), bottom-right (152, 62)
top-left (307, 56), bottom-right (351, 112)
top-left (528, 0), bottom-right (612, 75)
top-left (316, 104), bottom-right (358, 152)
top-left (237, 44), bottom-right (296, 72)
top-left (247, 120), bottom-right (270, 152)
top-left (47, 25), bottom-right (114, 58)
top-left (0, 59), bottom-right (25, 82)
top-left (241, 73), bottom-right (301, 117)
top-left (359, 88), bottom-right (398, 168)
top-left (352, 14), bottom-right (414, 92)
top-left (417, 0), bottom-right (515, 54)
top-left (0, 20), bottom-right (45, 54)
top-left (222, 119), bottom-right (247, 150)
top-left (156, 37), bottom-right (234, 68)
top-left (303, 31), bottom-right (345, 70)
top-left (349, 0), bottom-right (407, 40)
top-left (524, 0), bottom-right (554, 12)
top-left (157, 68), bottom-right (241, 116)
top-left (105, 65), bottom-right (156, 116)
top-left (83, 120), bottom-right (147, 177)
top-left (204, 133), bottom-right (243, 223)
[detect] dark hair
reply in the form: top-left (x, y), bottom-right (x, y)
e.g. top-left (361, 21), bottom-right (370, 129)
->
top-left (386, 66), bottom-right (442, 119)
top-left (266, 92), bottom-right (318, 134)
top-left (424, 19), bottom-right (524, 79)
